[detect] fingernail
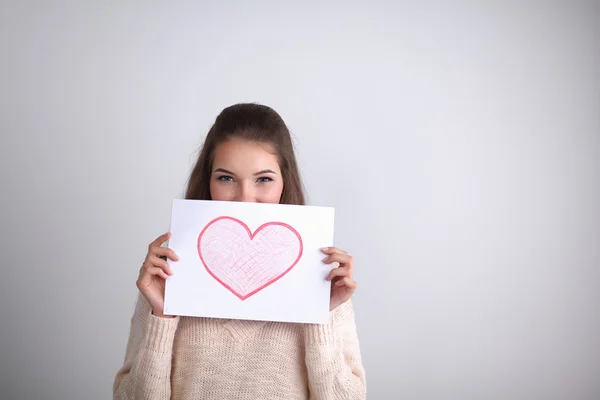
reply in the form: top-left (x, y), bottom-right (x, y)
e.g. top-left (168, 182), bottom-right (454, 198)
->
top-left (321, 247), bottom-right (329, 251)
top-left (336, 280), bottom-right (344, 286)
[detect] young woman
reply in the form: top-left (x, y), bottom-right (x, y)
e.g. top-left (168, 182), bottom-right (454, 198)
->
top-left (113, 103), bottom-right (366, 399)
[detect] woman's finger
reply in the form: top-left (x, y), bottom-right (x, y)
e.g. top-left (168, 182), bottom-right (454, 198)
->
top-left (335, 276), bottom-right (357, 289)
top-left (322, 252), bottom-right (353, 267)
top-left (144, 266), bottom-right (169, 280)
top-left (146, 255), bottom-right (173, 275)
top-left (149, 232), bottom-right (171, 250)
top-left (326, 266), bottom-right (352, 281)
top-left (152, 246), bottom-right (179, 261)
top-left (321, 246), bottom-right (347, 255)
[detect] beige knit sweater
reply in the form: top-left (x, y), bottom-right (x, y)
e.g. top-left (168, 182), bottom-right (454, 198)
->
top-left (113, 293), bottom-right (366, 399)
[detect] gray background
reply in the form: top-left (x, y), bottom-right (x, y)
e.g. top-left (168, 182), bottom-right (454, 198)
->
top-left (1, 2), bottom-right (599, 399)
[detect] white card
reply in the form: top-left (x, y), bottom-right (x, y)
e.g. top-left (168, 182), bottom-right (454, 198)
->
top-left (163, 199), bottom-right (335, 324)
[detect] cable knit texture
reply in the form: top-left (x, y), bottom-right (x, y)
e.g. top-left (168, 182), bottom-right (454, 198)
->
top-left (114, 293), bottom-right (366, 399)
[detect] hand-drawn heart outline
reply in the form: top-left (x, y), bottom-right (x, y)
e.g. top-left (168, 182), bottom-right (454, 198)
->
top-left (197, 216), bottom-right (303, 300)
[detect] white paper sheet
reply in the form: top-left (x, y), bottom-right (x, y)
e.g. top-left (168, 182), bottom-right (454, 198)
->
top-left (163, 199), bottom-right (335, 324)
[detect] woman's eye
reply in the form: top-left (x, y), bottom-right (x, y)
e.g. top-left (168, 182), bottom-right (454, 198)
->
top-left (257, 177), bottom-right (273, 183)
top-left (217, 175), bottom-right (233, 182)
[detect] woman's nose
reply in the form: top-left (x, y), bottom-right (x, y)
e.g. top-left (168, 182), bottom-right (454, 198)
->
top-left (235, 184), bottom-right (255, 203)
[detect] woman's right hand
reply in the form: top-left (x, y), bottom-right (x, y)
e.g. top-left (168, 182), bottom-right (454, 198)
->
top-left (136, 232), bottom-right (179, 318)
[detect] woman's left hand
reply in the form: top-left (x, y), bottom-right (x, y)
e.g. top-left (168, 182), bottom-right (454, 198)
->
top-left (322, 247), bottom-right (357, 311)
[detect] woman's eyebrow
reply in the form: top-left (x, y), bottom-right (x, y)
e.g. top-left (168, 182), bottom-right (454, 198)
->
top-left (213, 168), bottom-right (235, 175)
top-left (253, 169), bottom-right (277, 176)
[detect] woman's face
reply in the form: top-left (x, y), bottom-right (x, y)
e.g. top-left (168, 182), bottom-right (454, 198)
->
top-left (209, 138), bottom-right (284, 204)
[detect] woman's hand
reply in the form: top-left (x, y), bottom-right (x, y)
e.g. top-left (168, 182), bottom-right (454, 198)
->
top-left (321, 247), bottom-right (357, 311)
top-left (136, 232), bottom-right (179, 318)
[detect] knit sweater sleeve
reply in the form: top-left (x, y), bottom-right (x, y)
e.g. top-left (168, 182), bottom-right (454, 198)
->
top-left (303, 300), bottom-right (367, 399)
top-left (113, 293), bottom-right (180, 399)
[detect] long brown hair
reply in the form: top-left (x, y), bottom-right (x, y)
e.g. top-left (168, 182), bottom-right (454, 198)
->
top-left (184, 103), bottom-right (305, 205)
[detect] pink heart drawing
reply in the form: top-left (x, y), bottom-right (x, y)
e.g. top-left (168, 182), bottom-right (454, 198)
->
top-left (197, 216), bottom-right (303, 300)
